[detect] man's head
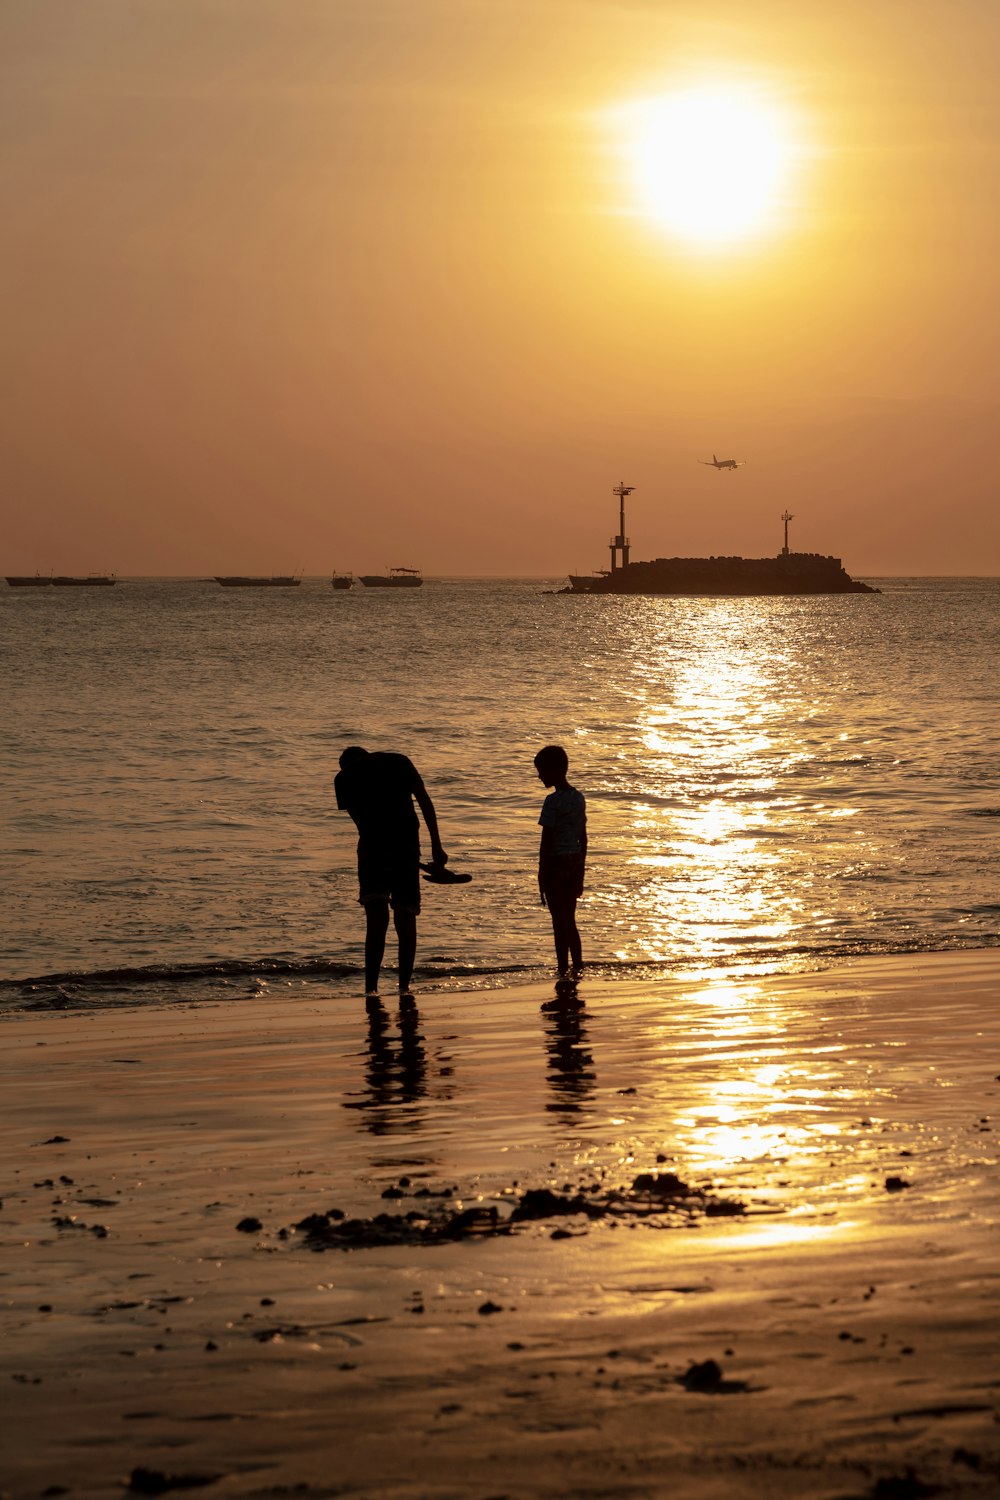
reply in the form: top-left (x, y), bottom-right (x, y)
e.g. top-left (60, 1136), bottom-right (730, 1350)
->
top-left (339, 745), bottom-right (369, 770)
top-left (534, 744), bottom-right (568, 787)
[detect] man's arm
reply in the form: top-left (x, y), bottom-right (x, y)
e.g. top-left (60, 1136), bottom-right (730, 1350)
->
top-left (414, 781), bottom-right (447, 866)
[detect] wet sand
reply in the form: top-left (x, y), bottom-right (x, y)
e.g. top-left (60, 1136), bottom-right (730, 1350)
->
top-left (2, 951), bottom-right (999, 1498)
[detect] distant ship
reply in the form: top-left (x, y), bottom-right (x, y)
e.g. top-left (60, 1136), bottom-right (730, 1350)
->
top-left (215, 576), bottom-right (301, 587)
top-left (359, 567), bottom-right (422, 588)
top-left (51, 574), bottom-right (117, 587)
top-left (565, 487), bottom-right (877, 597)
top-left (6, 574), bottom-right (52, 587)
top-left (330, 572), bottom-right (353, 590)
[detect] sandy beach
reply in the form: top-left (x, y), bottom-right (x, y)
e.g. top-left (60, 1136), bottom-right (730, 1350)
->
top-left (2, 951), bottom-right (999, 1498)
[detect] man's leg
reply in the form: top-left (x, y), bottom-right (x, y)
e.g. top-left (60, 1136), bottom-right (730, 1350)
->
top-left (364, 900), bottom-right (390, 994)
top-left (394, 908), bottom-right (417, 994)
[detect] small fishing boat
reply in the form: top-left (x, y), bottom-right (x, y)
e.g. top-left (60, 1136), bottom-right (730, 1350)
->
top-left (330, 572), bottom-right (353, 590)
top-left (359, 567), bottom-right (422, 588)
top-left (214, 576), bottom-right (301, 587)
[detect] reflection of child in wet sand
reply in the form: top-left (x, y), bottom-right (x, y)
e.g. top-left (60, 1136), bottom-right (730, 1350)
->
top-left (534, 745), bottom-right (587, 979)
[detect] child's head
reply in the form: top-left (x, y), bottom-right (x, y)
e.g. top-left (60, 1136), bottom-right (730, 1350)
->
top-left (534, 744), bottom-right (568, 787)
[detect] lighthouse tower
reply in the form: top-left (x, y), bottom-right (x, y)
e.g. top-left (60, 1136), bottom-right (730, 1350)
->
top-left (610, 482), bottom-right (634, 573)
top-left (781, 510), bottom-right (794, 557)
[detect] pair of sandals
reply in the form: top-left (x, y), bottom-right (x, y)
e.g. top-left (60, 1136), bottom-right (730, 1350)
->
top-left (420, 861), bottom-right (472, 885)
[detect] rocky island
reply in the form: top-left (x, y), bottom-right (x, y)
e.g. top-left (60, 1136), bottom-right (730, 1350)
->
top-left (565, 486), bottom-right (878, 595)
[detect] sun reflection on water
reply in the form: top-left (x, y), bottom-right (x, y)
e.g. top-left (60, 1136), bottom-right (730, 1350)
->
top-left (594, 608), bottom-right (869, 969)
top-left (611, 972), bottom-right (902, 1216)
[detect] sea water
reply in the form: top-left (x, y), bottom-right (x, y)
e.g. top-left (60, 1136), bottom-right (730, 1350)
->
top-left (2, 576), bottom-right (998, 1010)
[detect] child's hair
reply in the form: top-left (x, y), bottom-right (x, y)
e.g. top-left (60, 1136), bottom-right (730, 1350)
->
top-left (534, 744), bottom-right (568, 779)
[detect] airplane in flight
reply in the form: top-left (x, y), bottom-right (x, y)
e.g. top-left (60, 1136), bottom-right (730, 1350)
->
top-left (699, 454), bottom-right (746, 470)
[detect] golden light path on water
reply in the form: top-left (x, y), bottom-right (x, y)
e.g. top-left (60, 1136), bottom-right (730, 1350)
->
top-left (585, 604), bottom-right (874, 974)
top-left (643, 979), bottom-right (869, 1202)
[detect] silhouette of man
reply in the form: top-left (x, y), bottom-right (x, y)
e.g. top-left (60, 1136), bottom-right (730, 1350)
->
top-left (335, 746), bottom-right (448, 1000)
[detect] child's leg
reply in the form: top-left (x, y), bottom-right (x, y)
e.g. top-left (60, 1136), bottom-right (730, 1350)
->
top-left (566, 895), bottom-right (582, 970)
top-left (550, 908), bottom-right (569, 974)
top-left (548, 890), bottom-right (581, 974)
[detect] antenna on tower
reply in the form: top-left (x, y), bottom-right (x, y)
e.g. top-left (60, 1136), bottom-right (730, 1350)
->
top-left (781, 510), bottom-right (794, 557)
top-left (610, 482), bottom-right (634, 573)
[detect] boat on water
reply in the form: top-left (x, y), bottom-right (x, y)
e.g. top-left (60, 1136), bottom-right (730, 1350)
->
top-left (6, 574), bottom-right (52, 587)
top-left (359, 567), bottom-right (422, 588)
top-left (215, 576), bottom-right (301, 587)
top-left (50, 574), bottom-right (117, 587)
top-left (564, 487), bottom-right (877, 597)
top-left (330, 572), bottom-right (353, 590)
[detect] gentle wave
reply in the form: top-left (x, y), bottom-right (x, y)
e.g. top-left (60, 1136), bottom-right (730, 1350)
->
top-left (0, 957), bottom-right (358, 990)
top-left (3, 934), bottom-right (997, 1013)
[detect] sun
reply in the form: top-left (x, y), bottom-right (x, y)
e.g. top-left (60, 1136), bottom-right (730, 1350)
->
top-left (620, 86), bottom-right (795, 247)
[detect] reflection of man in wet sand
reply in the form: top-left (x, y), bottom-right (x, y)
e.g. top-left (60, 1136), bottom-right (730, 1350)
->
top-left (335, 746), bottom-right (448, 1001)
top-left (358, 997), bottom-right (428, 1132)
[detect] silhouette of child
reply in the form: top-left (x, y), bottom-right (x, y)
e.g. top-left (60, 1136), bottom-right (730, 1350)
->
top-left (534, 745), bottom-right (587, 979)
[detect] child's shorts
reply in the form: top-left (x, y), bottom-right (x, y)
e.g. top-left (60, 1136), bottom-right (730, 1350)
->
top-left (542, 852), bottom-right (585, 902)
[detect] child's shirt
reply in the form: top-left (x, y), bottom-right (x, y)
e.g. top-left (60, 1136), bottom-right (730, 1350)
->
top-left (539, 784), bottom-right (587, 856)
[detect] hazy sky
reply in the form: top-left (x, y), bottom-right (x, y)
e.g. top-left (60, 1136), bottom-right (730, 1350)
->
top-left (3, 0), bottom-right (999, 575)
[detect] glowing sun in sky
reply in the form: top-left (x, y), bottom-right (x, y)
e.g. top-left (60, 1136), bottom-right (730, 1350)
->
top-left (620, 86), bottom-right (796, 247)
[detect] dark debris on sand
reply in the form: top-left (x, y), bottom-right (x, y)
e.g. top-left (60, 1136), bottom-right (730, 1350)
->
top-left (127, 1467), bottom-right (222, 1495)
top-left (284, 1170), bottom-right (747, 1252)
top-left (866, 1471), bottom-right (942, 1499)
top-left (677, 1358), bottom-right (753, 1394)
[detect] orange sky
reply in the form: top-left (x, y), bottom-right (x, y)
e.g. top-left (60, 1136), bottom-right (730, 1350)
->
top-left (2, 0), bottom-right (999, 576)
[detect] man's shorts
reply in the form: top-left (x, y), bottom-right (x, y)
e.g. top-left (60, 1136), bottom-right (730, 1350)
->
top-left (357, 844), bottom-right (421, 915)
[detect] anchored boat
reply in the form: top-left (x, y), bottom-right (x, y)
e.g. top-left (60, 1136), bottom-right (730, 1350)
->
top-left (215, 576), bottom-right (301, 587)
top-left (359, 567), bottom-right (422, 588)
top-left (50, 574), bottom-right (117, 587)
